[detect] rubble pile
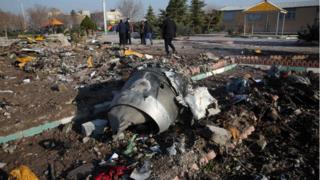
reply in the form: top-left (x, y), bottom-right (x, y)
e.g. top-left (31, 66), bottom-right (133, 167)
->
top-left (0, 35), bottom-right (318, 179)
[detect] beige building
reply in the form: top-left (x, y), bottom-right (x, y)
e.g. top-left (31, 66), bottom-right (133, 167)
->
top-left (220, 0), bottom-right (319, 34)
top-left (106, 9), bottom-right (124, 25)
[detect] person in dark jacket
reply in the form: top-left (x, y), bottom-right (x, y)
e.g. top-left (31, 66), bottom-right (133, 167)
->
top-left (144, 20), bottom-right (153, 45)
top-left (117, 19), bottom-right (127, 47)
top-left (125, 18), bottom-right (133, 45)
top-left (139, 21), bottom-right (146, 45)
top-left (162, 15), bottom-right (177, 55)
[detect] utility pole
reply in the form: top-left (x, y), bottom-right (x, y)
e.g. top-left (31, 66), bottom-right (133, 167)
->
top-left (18, 0), bottom-right (27, 31)
top-left (102, 0), bottom-right (107, 34)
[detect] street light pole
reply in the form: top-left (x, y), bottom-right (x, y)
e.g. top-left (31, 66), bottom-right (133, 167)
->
top-left (102, 0), bottom-right (107, 34)
top-left (18, 0), bottom-right (27, 31)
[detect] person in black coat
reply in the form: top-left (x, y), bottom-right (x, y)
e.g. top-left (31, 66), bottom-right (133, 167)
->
top-left (144, 20), bottom-right (153, 45)
top-left (125, 18), bottom-right (133, 45)
top-left (162, 15), bottom-right (177, 55)
top-left (139, 21), bottom-right (146, 45)
top-left (117, 19), bottom-right (127, 47)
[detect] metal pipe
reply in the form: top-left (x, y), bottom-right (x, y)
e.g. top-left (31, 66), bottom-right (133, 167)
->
top-left (252, 23), bottom-right (254, 35)
top-left (281, 13), bottom-right (286, 35)
top-left (18, 0), bottom-right (26, 31)
top-left (243, 13), bottom-right (246, 36)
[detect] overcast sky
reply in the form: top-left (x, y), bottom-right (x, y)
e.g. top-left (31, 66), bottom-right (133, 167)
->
top-left (0, 0), bottom-right (313, 15)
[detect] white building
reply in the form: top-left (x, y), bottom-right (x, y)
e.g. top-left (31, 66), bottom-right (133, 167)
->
top-left (106, 9), bottom-right (125, 25)
top-left (78, 10), bottom-right (91, 17)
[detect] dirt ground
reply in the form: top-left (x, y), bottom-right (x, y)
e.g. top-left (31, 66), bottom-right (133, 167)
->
top-left (0, 35), bottom-right (319, 179)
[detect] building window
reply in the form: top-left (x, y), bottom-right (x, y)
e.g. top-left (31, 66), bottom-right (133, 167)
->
top-left (282, 8), bottom-right (296, 20)
top-left (248, 13), bottom-right (262, 21)
top-left (223, 11), bottom-right (236, 21)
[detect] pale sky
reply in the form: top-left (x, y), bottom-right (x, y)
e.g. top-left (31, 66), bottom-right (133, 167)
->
top-left (0, 0), bottom-right (314, 15)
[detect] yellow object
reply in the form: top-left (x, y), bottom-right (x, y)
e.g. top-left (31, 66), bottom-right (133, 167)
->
top-left (255, 49), bottom-right (262, 54)
top-left (124, 49), bottom-right (144, 58)
top-left (244, 1), bottom-right (287, 13)
top-left (35, 35), bottom-right (44, 41)
top-left (9, 165), bottom-right (39, 180)
top-left (87, 56), bottom-right (93, 68)
top-left (229, 127), bottom-right (240, 140)
top-left (16, 56), bottom-right (35, 69)
top-left (26, 37), bottom-right (36, 44)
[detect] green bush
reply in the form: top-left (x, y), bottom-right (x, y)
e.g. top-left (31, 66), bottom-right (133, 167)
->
top-left (176, 23), bottom-right (192, 36)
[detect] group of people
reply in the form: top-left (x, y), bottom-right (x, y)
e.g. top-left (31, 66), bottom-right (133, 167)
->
top-left (117, 18), bottom-right (153, 46)
top-left (116, 18), bottom-right (133, 46)
top-left (116, 14), bottom-right (177, 56)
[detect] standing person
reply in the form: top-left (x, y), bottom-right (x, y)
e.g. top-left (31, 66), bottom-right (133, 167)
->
top-left (144, 20), bottom-right (153, 45)
top-left (125, 18), bottom-right (133, 45)
top-left (162, 14), bottom-right (177, 56)
top-left (117, 19), bottom-right (127, 48)
top-left (139, 21), bottom-right (146, 45)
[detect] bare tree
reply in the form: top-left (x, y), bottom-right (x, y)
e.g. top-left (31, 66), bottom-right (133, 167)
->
top-left (0, 10), bottom-right (9, 37)
top-left (118, 0), bottom-right (144, 20)
top-left (27, 4), bottom-right (49, 30)
top-left (48, 8), bottom-right (62, 18)
top-left (0, 10), bottom-right (24, 37)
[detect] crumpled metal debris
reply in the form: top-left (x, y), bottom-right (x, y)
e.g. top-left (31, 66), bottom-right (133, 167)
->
top-left (108, 66), bottom-right (220, 135)
top-left (108, 67), bottom-right (188, 134)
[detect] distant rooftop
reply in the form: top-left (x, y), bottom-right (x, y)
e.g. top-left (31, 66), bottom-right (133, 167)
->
top-left (220, 0), bottom-right (319, 11)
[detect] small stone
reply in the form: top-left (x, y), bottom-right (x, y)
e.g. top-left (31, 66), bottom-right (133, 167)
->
top-left (0, 162), bottom-right (6, 168)
top-left (4, 112), bottom-right (11, 118)
top-left (191, 163), bottom-right (199, 171)
top-left (117, 132), bottom-right (125, 140)
top-left (93, 147), bottom-right (101, 156)
top-left (235, 165), bottom-right (241, 171)
top-left (82, 137), bottom-right (90, 144)
top-left (257, 135), bottom-right (267, 150)
top-left (294, 109), bottom-right (302, 115)
top-left (206, 150), bottom-right (216, 160)
top-left (206, 125), bottom-right (231, 145)
top-left (62, 123), bottom-right (72, 134)
top-left (23, 79), bottom-right (31, 83)
top-left (3, 144), bottom-right (16, 154)
top-left (51, 83), bottom-right (68, 92)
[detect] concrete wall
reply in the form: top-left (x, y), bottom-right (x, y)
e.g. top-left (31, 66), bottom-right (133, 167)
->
top-left (221, 6), bottom-right (319, 34)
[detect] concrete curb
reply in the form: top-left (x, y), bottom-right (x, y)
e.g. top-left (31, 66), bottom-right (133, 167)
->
top-left (0, 101), bottom-right (111, 144)
top-left (0, 116), bottom-right (73, 144)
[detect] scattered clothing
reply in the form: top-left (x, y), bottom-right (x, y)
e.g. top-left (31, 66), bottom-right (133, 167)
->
top-left (95, 166), bottom-right (129, 180)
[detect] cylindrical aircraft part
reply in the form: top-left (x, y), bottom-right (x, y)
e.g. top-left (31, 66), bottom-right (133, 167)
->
top-left (108, 68), bottom-right (183, 133)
